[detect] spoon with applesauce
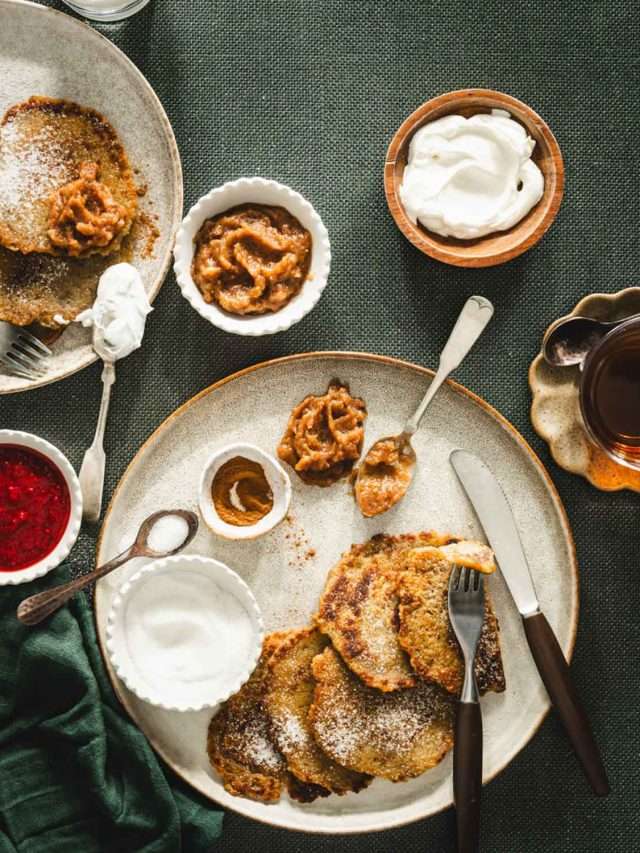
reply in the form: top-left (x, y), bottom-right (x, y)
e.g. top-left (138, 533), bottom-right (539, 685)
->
top-left (354, 296), bottom-right (494, 517)
top-left (16, 509), bottom-right (198, 626)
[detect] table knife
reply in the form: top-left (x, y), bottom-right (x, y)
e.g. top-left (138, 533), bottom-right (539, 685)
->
top-left (449, 449), bottom-right (609, 797)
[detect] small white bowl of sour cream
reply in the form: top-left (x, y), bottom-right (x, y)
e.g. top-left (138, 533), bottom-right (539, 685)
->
top-left (198, 443), bottom-right (292, 541)
top-left (106, 554), bottom-right (264, 712)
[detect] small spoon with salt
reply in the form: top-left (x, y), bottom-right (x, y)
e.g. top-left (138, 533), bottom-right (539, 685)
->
top-left (17, 509), bottom-right (198, 626)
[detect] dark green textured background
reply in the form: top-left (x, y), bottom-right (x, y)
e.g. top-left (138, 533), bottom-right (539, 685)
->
top-left (3, 1), bottom-right (639, 850)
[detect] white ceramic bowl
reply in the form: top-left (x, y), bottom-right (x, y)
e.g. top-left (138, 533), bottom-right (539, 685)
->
top-left (173, 177), bottom-right (331, 336)
top-left (0, 430), bottom-right (82, 586)
top-left (199, 443), bottom-right (292, 540)
top-left (106, 554), bottom-right (264, 712)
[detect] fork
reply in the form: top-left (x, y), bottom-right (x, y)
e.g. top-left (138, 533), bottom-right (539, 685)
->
top-left (0, 321), bottom-right (51, 379)
top-left (448, 566), bottom-right (485, 853)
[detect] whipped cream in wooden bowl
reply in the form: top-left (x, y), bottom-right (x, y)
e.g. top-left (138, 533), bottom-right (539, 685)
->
top-left (399, 109), bottom-right (544, 240)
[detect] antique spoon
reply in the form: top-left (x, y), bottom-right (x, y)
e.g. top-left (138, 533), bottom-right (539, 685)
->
top-left (354, 295), bottom-right (494, 517)
top-left (78, 359), bottom-right (116, 522)
top-left (542, 314), bottom-right (640, 368)
top-left (17, 509), bottom-right (198, 626)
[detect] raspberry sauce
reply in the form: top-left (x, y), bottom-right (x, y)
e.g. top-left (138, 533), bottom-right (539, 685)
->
top-left (0, 444), bottom-right (71, 571)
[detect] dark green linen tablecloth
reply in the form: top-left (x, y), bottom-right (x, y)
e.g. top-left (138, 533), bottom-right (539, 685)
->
top-left (0, 580), bottom-right (223, 852)
top-left (2, 0), bottom-right (639, 850)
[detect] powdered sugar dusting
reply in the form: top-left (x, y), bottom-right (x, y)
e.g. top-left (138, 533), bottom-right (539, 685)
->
top-left (0, 117), bottom-right (72, 214)
top-left (242, 716), bottom-right (284, 773)
top-left (1, 251), bottom-right (70, 298)
top-left (272, 708), bottom-right (308, 753)
top-left (360, 596), bottom-right (398, 667)
top-left (312, 652), bottom-right (448, 766)
top-left (314, 713), bottom-right (360, 764)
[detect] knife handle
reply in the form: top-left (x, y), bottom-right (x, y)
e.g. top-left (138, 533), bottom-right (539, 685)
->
top-left (523, 611), bottom-right (609, 796)
top-left (453, 701), bottom-right (482, 853)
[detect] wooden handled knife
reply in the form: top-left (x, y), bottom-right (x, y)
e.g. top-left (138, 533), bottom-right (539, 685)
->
top-left (450, 449), bottom-right (609, 797)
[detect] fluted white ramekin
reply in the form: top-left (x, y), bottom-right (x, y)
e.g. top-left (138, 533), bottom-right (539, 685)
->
top-left (0, 430), bottom-right (82, 586)
top-left (199, 443), bottom-right (292, 540)
top-left (106, 554), bottom-right (264, 712)
top-left (173, 177), bottom-right (331, 336)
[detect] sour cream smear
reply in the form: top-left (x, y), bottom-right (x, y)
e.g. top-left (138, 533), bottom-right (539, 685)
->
top-left (77, 262), bottom-right (152, 361)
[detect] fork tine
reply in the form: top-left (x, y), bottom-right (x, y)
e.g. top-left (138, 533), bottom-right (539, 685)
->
top-left (449, 566), bottom-right (485, 595)
top-left (14, 337), bottom-right (49, 362)
top-left (17, 330), bottom-right (52, 357)
top-left (0, 355), bottom-right (39, 380)
top-left (5, 349), bottom-right (45, 375)
top-left (8, 345), bottom-right (43, 370)
top-left (449, 565), bottom-right (461, 591)
top-left (11, 344), bottom-right (45, 369)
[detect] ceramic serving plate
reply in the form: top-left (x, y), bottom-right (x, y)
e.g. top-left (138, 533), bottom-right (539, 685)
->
top-left (0, 0), bottom-right (182, 394)
top-left (94, 353), bottom-right (578, 835)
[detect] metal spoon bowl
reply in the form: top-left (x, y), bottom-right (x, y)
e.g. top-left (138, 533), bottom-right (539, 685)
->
top-left (354, 433), bottom-right (416, 517)
top-left (132, 509), bottom-right (198, 557)
top-left (542, 314), bottom-right (640, 368)
top-left (17, 509), bottom-right (199, 626)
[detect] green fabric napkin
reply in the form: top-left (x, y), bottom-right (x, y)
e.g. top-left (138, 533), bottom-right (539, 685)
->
top-left (0, 570), bottom-right (223, 852)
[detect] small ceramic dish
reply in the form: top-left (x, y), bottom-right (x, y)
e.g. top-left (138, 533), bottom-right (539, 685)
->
top-left (384, 88), bottom-right (564, 268)
top-left (529, 287), bottom-right (640, 492)
top-left (173, 177), bottom-right (331, 336)
top-left (199, 443), bottom-right (292, 540)
top-left (106, 554), bottom-right (264, 712)
top-left (0, 430), bottom-right (82, 585)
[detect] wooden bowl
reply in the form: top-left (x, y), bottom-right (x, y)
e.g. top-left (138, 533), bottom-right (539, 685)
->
top-left (384, 89), bottom-right (565, 268)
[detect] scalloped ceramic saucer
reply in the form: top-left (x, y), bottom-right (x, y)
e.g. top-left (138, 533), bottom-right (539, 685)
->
top-left (529, 288), bottom-right (640, 492)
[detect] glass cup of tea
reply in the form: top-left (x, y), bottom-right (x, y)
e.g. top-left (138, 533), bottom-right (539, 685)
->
top-left (62, 0), bottom-right (151, 22)
top-left (580, 315), bottom-right (640, 470)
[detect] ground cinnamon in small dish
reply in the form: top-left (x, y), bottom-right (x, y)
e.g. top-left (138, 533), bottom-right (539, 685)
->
top-left (354, 438), bottom-right (414, 517)
top-left (277, 381), bottom-right (367, 486)
top-left (191, 204), bottom-right (311, 315)
top-left (48, 161), bottom-right (131, 257)
top-left (212, 456), bottom-right (274, 527)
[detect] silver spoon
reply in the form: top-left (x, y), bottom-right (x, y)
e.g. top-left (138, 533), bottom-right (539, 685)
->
top-left (354, 295), bottom-right (494, 517)
top-left (16, 509), bottom-right (198, 626)
top-left (542, 314), bottom-right (640, 368)
top-left (78, 359), bottom-right (116, 522)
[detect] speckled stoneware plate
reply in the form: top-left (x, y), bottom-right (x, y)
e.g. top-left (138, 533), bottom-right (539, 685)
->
top-left (95, 353), bottom-right (578, 835)
top-left (0, 0), bottom-right (182, 394)
top-left (529, 288), bottom-right (640, 492)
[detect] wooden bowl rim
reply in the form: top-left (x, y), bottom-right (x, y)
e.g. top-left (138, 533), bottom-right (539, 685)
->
top-left (384, 88), bottom-right (565, 268)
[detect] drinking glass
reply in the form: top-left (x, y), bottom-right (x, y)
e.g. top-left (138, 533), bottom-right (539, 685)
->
top-left (580, 316), bottom-right (640, 470)
top-left (62, 0), bottom-right (151, 23)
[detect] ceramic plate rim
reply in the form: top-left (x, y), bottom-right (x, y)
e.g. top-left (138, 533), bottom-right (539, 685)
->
top-left (94, 351), bottom-right (579, 835)
top-left (0, 0), bottom-right (183, 394)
